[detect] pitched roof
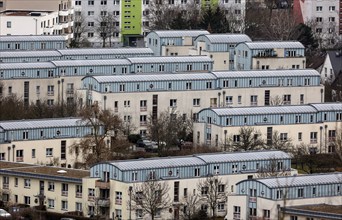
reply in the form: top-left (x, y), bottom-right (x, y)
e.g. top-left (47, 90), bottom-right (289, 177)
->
top-left (212, 69), bottom-right (320, 78)
top-left (58, 47), bottom-right (153, 56)
top-left (203, 34), bottom-right (252, 44)
top-left (327, 51), bottom-right (342, 76)
top-left (256, 173), bottom-right (342, 188)
top-left (0, 35), bottom-right (66, 42)
top-left (127, 56), bottom-right (212, 64)
top-left (152, 30), bottom-right (209, 38)
top-left (0, 118), bottom-right (83, 130)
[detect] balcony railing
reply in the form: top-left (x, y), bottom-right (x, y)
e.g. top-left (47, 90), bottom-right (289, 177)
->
top-left (310, 139), bottom-right (318, 144)
top-left (61, 191), bottom-right (68, 196)
top-left (3, 183), bottom-right (9, 189)
top-left (250, 102), bottom-right (258, 106)
top-left (114, 107), bottom-right (118, 113)
top-left (98, 198), bottom-right (110, 207)
top-left (47, 91), bottom-right (54, 96)
top-left (76, 192), bottom-right (82, 198)
top-left (66, 89), bottom-right (74, 94)
top-left (328, 137), bottom-right (336, 142)
top-left (95, 180), bottom-right (110, 189)
top-left (88, 195), bottom-right (95, 201)
top-left (140, 106), bottom-right (147, 111)
top-left (115, 199), bottom-right (122, 205)
top-left (140, 121), bottom-right (147, 126)
top-left (233, 213), bottom-right (241, 220)
top-left (16, 157), bottom-right (23, 162)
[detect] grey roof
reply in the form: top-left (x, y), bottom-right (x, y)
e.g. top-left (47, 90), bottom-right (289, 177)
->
top-left (58, 48), bottom-right (153, 56)
top-left (152, 30), bottom-right (209, 38)
top-left (256, 173), bottom-right (342, 188)
top-left (311, 103), bottom-right (342, 111)
top-left (196, 151), bottom-right (290, 163)
top-left (0, 35), bottom-right (66, 42)
top-left (0, 62), bottom-right (56, 69)
top-left (209, 105), bottom-right (318, 116)
top-left (127, 56), bottom-right (212, 64)
top-left (327, 51), bottom-right (342, 75)
top-left (244, 41), bottom-right (305, 49)
top-left (90, 72), bottom-right (216, 83)
top-left (212, 69), bottom-right (320, 78)
top-left (109, 156), bottom-right (206, 171)
top-left (0, 50), bottom-right (61, 58)
top-left (201, 34), bottom-right (252, 44)
top-left (0, 118), bottom-right (83, 130)
top-left (51, 59), bottom-right (131, 67)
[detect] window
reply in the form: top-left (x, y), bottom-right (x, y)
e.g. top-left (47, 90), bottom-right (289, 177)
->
top-left (297, 188), bottom-right (304, 197)
top-left (88, 32), bottom-right (94, 37)
top-left (226, 96), bottom-right (233, 105)
top-left (88, 22), bottom-right (94, 27)
top-left (88, 0), bottom-right (94, 5)
top-left (75, 1), bottom-right (81, 5)
top-left (6, 21), bottom-right (11, 28)
top-left (232, 164), bottom-right (238, 173)
top-left (48, 182), bottom-right (55, 191)
top-left (290, 216), bottom-right (298, 220)
top-left (46, 148), bottom-right (53, 157)
top-left (136, 209), bottom-right (143, 218)
top-left (88, 188), bottom-right (95, 199)
top-left (218, 202), bottom-right (225, 212)
top-left (310, 132), bottom-right (317, 143)
top-left (62, 183), bottom-right (68, 196)
top-left (276, 189), bottom-right (283, 199)
top-left (193, 98), bottom-right (200, 106)
top-left (0, 153), bottom-right (5, 161)
top-left (31, 149), bottom-right (36, 158)
top-left (316, 17), bottom-right (322, 22)
top-left (124, 100), bottom-right (130, 107)
top-left (206, 81), bottom-right (212, 89)
top-left (47, 85), bottom-right (54, 95)
top-left (329, 6), bottom-right (335, 11)
top-left (76, 202), bottom-right (82, 212)
top-left (194, 168), bottom-right (200, 177)
top-left (218, 184), bottom-right (225, 193)
top-left (186, 82), bottom-right (192, 90)
top-left (62, 201), bottom-right (68, 211)
top-left (170, 99), bottom-right (177, 107)
top-left (24, 179), bottom-right (31, 188)
top-left (263, 210), bottom-right (270, 219)
top-left (132, 172), bottom-right (138, 181)
top-left (280, 133), bottom-right (288, 141)
top-left (24, 196), bottom-right (30, 205)
top-left (48, 199), bottom-right (55, 209)
top-left (250, 95), bottom-right (258, 106)
top-left (298, 132), bottom-right (302, 141)
top-left (223, 80), bottom-right (229, 88)
top-left (140, 115), bottom-right (147, 125)
top-left (234, 206), bottom-right (241, 219)
top-left (201, 186), bottom-right (208, 195)
top-left (23, 131), bottom-right (28, 139)
top-left (316, 6), bottom-right (322, 11)
top-left (16, 149), bottom-right (24, 162)
top-left (233, 135), bottom-right (240, 143)
top-left (119, 84), bottom-right (125, 92)
top-left (101, 0), bottom-right (107, 5)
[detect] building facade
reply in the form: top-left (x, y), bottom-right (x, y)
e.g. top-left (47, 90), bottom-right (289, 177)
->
top-left (225, 173), bottom-right (342, 220)
top-left (190, 34), bottom-right (252, 70)
top-left (234, 41), bottom-right (306, 71)
top-left (194, 103), bottom-right (342, 152)
top-left (0, 118), bottom-right (101, 167)
top-left (0, 35), bottom-right (66, 51)
top-left (81, 69), bottom-right (324, 136)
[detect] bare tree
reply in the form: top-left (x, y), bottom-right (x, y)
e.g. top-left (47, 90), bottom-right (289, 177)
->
top-left (257, 156), bottom-right (291, 178)
top-left (233, 127), bottom-right (265, 151)
top-left (270, 95), bottom-right (284, 106)
top-left (147, 110), bottom-right (193, 152)
top-left (71, 10), bottom-right (90, 48)
top-left (334, 126), bottom-right (342, 163)
top-left (131, 177), bottom-right (171, 220)
top-left (220, 3), bottom-right (246, 33)
top-left (197, 175), bottom-right (227, 220)
top-left (264, 130), bottom-right (294, 153)
top-left (70, 104), bottom-right (123, 168)
top-left (181, 192), bottom-right (201, 220)
top-left (95, 9), bottom-right (119, 47)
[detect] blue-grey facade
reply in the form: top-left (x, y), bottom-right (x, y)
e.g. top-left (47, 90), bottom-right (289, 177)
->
top-left (90, 151), bottom-right (291, 183)
top-left (0, 35), bottom-right (66, 50)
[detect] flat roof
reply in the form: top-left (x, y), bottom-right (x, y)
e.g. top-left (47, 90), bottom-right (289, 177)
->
top-left (0, 118), bottom-right (83, 130)
top-left (0, 161), bottom-right (89, 180)
top-left (202, 34), bottom-right (252, 44)
top-left (152, 30), bottom-right (209, 38)
top-left (243, 41), bottom-right (305, 49)
top-left (285, 204), bottom-right (342, 215)
top-left (127, 56), bottom-right (212, 64)
top-left (0, 35), bottom-right (66, 42)
top-left (212, 69), bottom-right (320, 78)
top-left (58, 47), bottom-right (153, 56)
top-left (0, 50), bottom-right (61, 58)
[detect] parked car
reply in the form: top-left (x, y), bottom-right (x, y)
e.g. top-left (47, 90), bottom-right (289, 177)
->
top-left (0, 209), bottom-right (11, 218)
top-left (136, 139), bottom-right (158, 152)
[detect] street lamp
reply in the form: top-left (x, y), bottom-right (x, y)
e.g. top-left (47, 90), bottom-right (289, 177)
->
top-left (224, 130), bottom-right (227, 151)
top-left (129, 186), bottom-right (133, 220)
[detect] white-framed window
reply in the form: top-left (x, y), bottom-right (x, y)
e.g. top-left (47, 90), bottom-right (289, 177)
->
top-left (24, 179), bottom-right (31, 188)
top-left (280, 133), bottom-right (288, 141)
top-left (6, 21), bottom-right (11, 28)
top-left (316, 6), bottom-right (322, 11)
top-left (297, 188), bottom-right (304, 197)
top-left (76, 202), bottom-right (82, 211)
top-left (116, 209), bottom-right (122, 219)
top-left (88, 0), bottom-right (94, 5)
top-left (62, 200), bottom-right (68, 211)
top-left (88, 188), bottom-right (95, 197)
top-left (194, 168), bottom-right (200, 177)
top-left (48, 199), bottom-right (55, 209)
top-left (24, 196), bottom-right (30, 205)
top-left (329, 6), bottom-right (335, 11)
top-left (218, 202), bottom-right (225, 212)
top-left (193, 98), bottom-right (200, 106)
top-left (46, 148), bottom-right (53, 157)
top-left (250, 95), bottom-right (258, 106)
top-left (310, 132), bottom-right (317, 143)
top-left (218, 184), bottom-right (225, 193)
top-left (170, 99), bottom-right (177, 107)
top-left (48, 182), bottom-right (55, 191)
top-left (132, 171), bottom-right (138, 181)
top-left (115, 191), bottom-right (122, 205)
top-left (186, 82), bottom-right (192, 90)
top-left (226, 96), bottom-right (233, 105)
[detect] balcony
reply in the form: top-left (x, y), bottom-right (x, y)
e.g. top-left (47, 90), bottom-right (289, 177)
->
top-left (16, 157), bottom-right (23, 162)
top-left (310, 139), bottom-right (318, 144)
top-left (96, 180), bottom-right (110, 189)
top-left (249, 197), bottom-right (257, 203)
top-left (98, 198), bottom-right (110, 207)
top-left (140, 106), bottom-right (147, 112)
top-left (115, 199), bottom-right (122, 205)
top-left (233, 213), bottom-right (241, 220)
top-left (88, 195), bottom-right (95, 201)
top-left (76, 192), bottom-right (82, 198)
top-left (61, 191), bottom-right (68, 196)
top-left (66, 89), bottom-right (74, 95)
top-left (58, 10), bottom-right (69, 16)
top-left (47, 91), bottom-right (54, 96)
top-left (140, 121), bottom-right (147, 126)
top-left (2, 183), bottom-right (9, 189)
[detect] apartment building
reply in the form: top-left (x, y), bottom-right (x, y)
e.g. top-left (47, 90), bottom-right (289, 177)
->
top-left (320, 50), bottom-right (342, 85)
top-left (0, 118), bottom-right (99, 167)
top-left (72, 0), bottom-right (246, 46)
top-left (0, 161), bottom-right (89, 214)
top-left (81, 69), bottom-right (324, 136)
top-left (234, 41), bottom-right (306, 70)
top-left (189, 34), bottom-right (252, 70)
top-left (225, 173), bottom-right (342, 220)
top-left (0, 35), bottom-right (66, 51)
top-left (293, 0), bottom-right (341, 47)
top-left (0, 47), bottom-right (154, 62)
top-left (194, 103), bottom-right (342, 152)
top-left (84, 150), bottom-right (293, 219)
top-left (0, 56), bottom-right (213, 106)
top-left (145, 30), bottom-right (210, 56)
top-left (0, 0), bottom-right (74, 41)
